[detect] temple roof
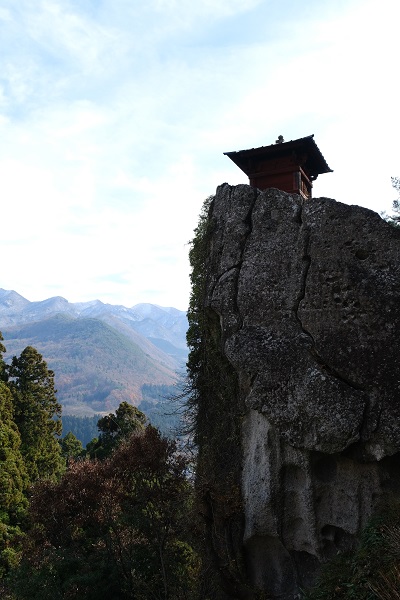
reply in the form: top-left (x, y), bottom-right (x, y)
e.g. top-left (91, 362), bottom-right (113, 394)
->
top-left (224, 135), bottom-right (333, 178)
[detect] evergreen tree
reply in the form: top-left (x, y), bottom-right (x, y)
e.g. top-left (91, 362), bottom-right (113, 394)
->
top-left (59, 431), bottom-right (83, 463)
top-left (61, 414), bottom-right (101, 446)
top-left (0, 380), bottom-right (28, 578)
top-left (7, 346), bottom-right (64, 481)
top-left (0, 332), bottom-right (7, 383)
top-left (0, 381), bottom-right (27, 513)
top-left (89, 401), bottom-right (146, 458)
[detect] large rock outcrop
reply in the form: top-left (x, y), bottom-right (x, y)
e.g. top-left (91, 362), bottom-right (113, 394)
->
top-left (196, 184), bottom-right (400, 599)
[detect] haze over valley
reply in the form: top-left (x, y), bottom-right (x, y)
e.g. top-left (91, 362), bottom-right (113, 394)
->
top-left (0, 288), bottom-right (188, 419)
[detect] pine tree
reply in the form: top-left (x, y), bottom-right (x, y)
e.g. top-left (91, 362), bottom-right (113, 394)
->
top-left (59, 431), bottom-right (83, 463)
top-left (7, 346), bottom-right (64, 481)
top-left (0, 381), bottom-right (27, 512)
top-left (0, 332), bottom-right (7, 383)
top-left (0, 380), bottom-right (28, 578)
top-left (89, 401), bottom-right (146, 458)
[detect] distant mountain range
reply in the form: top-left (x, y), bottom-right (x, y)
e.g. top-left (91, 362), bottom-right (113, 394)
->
top-left (0, 289), bottom-right (188, 416)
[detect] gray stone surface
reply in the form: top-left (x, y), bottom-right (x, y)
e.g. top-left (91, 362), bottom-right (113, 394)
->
top-left (205, 184), bottom-right (400, 598)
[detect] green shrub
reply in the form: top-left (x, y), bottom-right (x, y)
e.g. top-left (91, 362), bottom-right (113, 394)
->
top-left (305, 501), bottom-right (400, 600)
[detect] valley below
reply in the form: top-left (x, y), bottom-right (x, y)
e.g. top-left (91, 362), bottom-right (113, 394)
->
top-left (0, 289), bottom-right (188, 418)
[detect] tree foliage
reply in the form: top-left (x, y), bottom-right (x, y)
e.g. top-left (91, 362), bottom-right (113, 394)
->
top-left (305, 500), bottom-right (400, 600)
top-left (88, 401), bottom-right (146, 458)
top-left (186, 196), bottom-right (214, 388)
top-left (0, 332), bottom-right (7, 383)
top-left (0, 382), bottom-right (27, 514)
top-left (7, 346), bottom-right (64, 481)
top-left (60, 414), bottom-right (101, 446)
top-left (9, 426), bottom-right (199, 599)
top-left (0, 381), bottom-right (28, 579)
top-left (0, 335), bottom-right (201, 598)
top-left (59, 431), bottom-right (83, 462)
top-left (384, 177), bottom-right (400, 227)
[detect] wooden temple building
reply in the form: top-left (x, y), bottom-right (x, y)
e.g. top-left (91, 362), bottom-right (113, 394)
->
top-left (224, 135), bottom-right (332, 200)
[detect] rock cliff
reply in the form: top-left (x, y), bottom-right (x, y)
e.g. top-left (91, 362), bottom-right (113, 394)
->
top-left (190, 184), bottom-right (400, 599)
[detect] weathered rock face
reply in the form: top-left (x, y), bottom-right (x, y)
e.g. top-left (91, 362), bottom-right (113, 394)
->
top-left (202, 184), bottom-right (400, 598)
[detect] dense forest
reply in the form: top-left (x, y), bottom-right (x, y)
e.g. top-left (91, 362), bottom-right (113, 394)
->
top-left (0, 334), bottom-right (202, 599)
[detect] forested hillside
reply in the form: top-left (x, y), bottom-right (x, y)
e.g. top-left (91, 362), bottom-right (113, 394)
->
top-left (0, 289), bottom-right (188, 417)
top-left (61, 382), bottom-right (182, 443)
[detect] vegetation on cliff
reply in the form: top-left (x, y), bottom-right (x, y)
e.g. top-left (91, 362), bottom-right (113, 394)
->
top-left (186, 195), bottom-right (252, 599)
top-left (305, 500), bottom-right (400, 599)
top-left (382, 176), bottom-right (400, 227)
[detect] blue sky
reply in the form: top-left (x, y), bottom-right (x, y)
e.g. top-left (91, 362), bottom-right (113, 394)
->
top-left (0, 0), bottom-right (398, 310)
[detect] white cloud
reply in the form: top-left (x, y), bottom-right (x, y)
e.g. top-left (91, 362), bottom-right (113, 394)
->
top-left (20, 1), bottom-right (123, 72)
top-left (152, 0), bottom-right (262, 24)
top-left (0, 0), bottom-right (399, 308)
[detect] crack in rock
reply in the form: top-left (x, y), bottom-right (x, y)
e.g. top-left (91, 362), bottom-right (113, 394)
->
top-left (211, 185), bottom-right (258, 332)
top-left (293, 205), bottom-right (365, 395)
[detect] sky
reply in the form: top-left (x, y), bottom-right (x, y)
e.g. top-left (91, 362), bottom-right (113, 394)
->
top-left (0, 0), bottom-right (399, 311)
